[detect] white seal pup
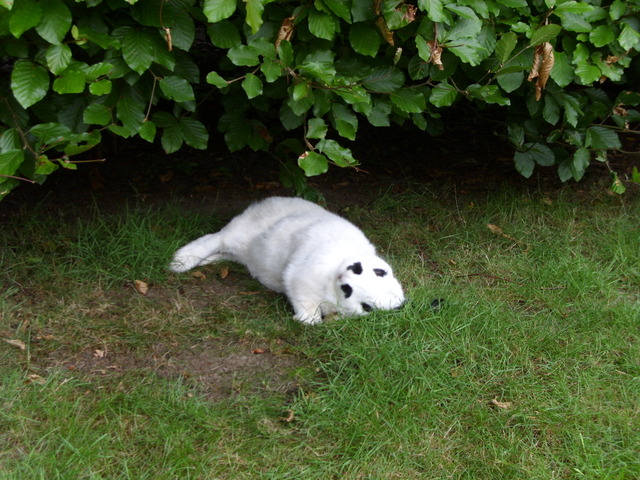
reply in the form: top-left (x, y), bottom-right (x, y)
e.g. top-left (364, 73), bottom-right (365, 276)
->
top-left (169, 197), bottom-right (405, 324)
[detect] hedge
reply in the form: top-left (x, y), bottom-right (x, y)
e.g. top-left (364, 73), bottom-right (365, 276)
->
top-left (1, 0), bottom-right (639, 199)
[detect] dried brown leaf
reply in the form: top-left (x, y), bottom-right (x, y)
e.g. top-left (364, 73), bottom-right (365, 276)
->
top-left (490, 397), bottom-right (512, 409)
top-left (282, 409), bottom-right (295, 423)
top-left (254, 181), bottom-right (280, 190)
top-left (158, 171), bottom-right (174, 184)
top-left (537, 43), bottom-right (554, 92)
top-left (164, 27), bottom-right (172, 52)
top-left (192, 270), bottom-right (207, 280)
top-left (529, 43), bottom-right (554, 101)
top-left (487, 223), bottom-right (504, 235)
top-left (613, 105), bottom-right (630, 128)
top-left (93, 349), bottom-right (106, 358)
top-left (276, 16), bottom-right (295, 49)
top-left (255, 124), bottom-right (274, 143)
top-left (488, 224), bottom-right (522, 246)
top-left (374, 0), bottom-right (382, 15)
top-left (400, 4), bottom-right (417, 23)
top-left (35, 334), bottom-right (55, 341)
top-left (4, 339), bottom-right (26, 351)
top-left (376, 16), bottom-right (394, 46)
top-left (606, 55), bottom-right (620, 65)
top-left (27, 374), bottom-right (46, 385)
top-left (219, 266), bottom-right (229, 279)
top-left (528, 48), bottom-right (541, 82)
top-left (134, 279), bottom-right (149, 295)
top-left (428, 41), bottom-right (444, 70)
top-left (613, 105), bottom-right (628, 117)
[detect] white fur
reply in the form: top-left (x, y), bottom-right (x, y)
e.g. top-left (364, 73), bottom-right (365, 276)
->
top-left (170, 197), bottom-right (404, 324)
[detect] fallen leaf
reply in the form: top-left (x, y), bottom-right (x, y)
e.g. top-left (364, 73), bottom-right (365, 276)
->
top-left (134, 280), bottom-right (149, 295)
top-left (35, 334), bottom-right (55, 341)
top-left (219, 267), bottom-right (229, 279)
top-left (487, 223), bottom-right (519, 243)
top-left (490, 397), bottom-right (512, 409)
top-left (252, 348), bottom-right (266, 355)
top-left (282, 409), bottom-right (295, 423)
top-left (4, 339), bottom-right (26, 351)
top-left (27, 374), bottom-right (46, 385)
top-left (158, 171), bottom-right (174, 183)
top-left (93, 349), bottom-right (106, 358)
top-left (487, 223), bottom-right (504, 235)
top-left (192, 270), bottom-right (207, 280)
top-left (254, 181), bottom-right (280, 190)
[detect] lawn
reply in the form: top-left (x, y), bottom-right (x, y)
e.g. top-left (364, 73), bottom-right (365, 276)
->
top-left (1, 185), bottom-right (638, 479)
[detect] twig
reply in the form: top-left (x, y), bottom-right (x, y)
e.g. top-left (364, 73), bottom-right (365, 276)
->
top-left (0, 174), bottom-right (37, 184)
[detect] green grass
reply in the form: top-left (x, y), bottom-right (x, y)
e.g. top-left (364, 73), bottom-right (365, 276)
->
top-left (1, 188), bottom-right (638, 479)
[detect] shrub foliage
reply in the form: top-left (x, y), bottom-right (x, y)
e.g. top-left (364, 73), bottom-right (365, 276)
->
top-left (1, 0), bottom-right (639, 198)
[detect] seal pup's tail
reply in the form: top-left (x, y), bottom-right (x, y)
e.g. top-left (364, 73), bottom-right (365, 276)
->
top-left (169, 233), bottom-right (226, 273)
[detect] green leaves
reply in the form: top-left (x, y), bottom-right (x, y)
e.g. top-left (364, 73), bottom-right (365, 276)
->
top-left (11, 60), bottom-right (49, 108)
top-left (349, 22), bottom-right (381, 57)
top-left (35, 0), bottom-right (71, 44)
top-left (0, 0), bottom-right (638, 200)
top-left (309, 7), bottom-right (337, 40)
top-left (514, 143), bottom-right (555, 178)
top-left (8, 0), bottom-right (43, 38)
top-left (298, 151), bottom-right (328, 176)
top-left (228, 45), bottom-right (261, 67)
top-left (317, 139), bottom-right (357, 168)
top-left (529, 24), bottom-right (562, 46)
top-left (495, 32), bottom-right (518, 64)
top-left (84, 104), bottom-right (111, 126)
top-left (586, 127), bottom-right (621, 150)
top-left (120, 28), bottom-right (156, 75)
top-left (429, 83), bottom-right (458, 107)
top-left (241, 74), bottom-right (263, 99)
top-left (0, 150), bottom-right (25, 180)
top-left (391, 89), bottom-right (426, 113)
top-left (153, 113), bottom-right (209, 153)
top-left (362, 67), bottom-right (405, 93)
top-left (203, 0), bottom-right (236, 23)
top-left (244, 0), bottom-right (265, 33)
top-left (589, 25), bottom-right (615, 48)
top-left (206, 71), bottom-right (228, 88)
top-left (46, 44), bottom-right (72, 75)
top-left (159, 76), bottom-right (195, 103)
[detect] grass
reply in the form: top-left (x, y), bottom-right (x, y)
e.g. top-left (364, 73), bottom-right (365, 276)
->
top-left (1, 187), bottom-right (638, 479)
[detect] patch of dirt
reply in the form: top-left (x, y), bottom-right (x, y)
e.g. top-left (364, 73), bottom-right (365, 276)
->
top-left (154, 341), bottom-right (303, 400)
top-left (53, 339), bottom-right (303, 402)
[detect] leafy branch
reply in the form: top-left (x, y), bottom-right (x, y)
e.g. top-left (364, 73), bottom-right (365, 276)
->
top-left (0, 0), bottom-right (638, 199)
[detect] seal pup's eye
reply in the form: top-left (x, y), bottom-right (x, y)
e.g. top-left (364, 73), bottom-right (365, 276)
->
top-left (347, 262), bottom-right (363, 274)
top-left (361, 303), bottom-right (372, 312)
top-left (373, 268), bottom-right (387, 277)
